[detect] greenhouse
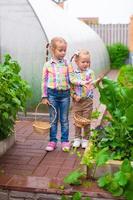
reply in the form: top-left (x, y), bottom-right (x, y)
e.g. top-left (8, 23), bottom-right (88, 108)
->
top-left (0, 0), bottom-right (110, 108)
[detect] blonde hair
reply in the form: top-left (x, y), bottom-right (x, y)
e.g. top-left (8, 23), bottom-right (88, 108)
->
top-left (45, 37), bottom-right (67, 61)
top-left (51, 37), bottom-right (67, 49)
top-left (70, 50), bottom-right (90, 62)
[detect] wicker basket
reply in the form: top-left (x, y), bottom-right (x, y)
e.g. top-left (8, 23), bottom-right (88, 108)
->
top-left (74, 112), bottom-right (91, 128)
top-left (33, 102), bottom-right (57, 134)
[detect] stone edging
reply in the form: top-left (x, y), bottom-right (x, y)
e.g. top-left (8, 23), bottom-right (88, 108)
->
top-left (0, 134), bottom-right (15, 157)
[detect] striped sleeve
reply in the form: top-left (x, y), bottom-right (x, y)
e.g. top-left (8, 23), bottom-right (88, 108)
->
top-left (41, 63), bottom-right (48, 98)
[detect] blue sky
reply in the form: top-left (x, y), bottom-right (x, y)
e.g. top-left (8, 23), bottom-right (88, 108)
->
top-left (64, 0), bottom-right (133, 24)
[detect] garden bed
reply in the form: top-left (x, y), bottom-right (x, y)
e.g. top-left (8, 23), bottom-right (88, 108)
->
top-left (0, 134), bottom-right (15, 157)
top-left (84, 144), bottom-right (133, 179)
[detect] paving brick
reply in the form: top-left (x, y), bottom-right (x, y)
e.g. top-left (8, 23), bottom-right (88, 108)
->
top-left (62, 159), bottom-right (76, 168)
top-left (33, 166), bottom-right (49, 177)
top-left (40, 160), bottom-right (63, 168)
top-left (43, 150), bottom-right (59, 158)
top-left (0, 175), bottom-right (13, 186)
top-left (6, 175), bottom-right (50, 191)
top-left (16, 123), bottom-right (32, 135)
top-left (0, 154), bottom-right (33, 165)
top-left (45, 167), bottom-right (60, 178)
top-left (57, 168), bottom-right (74, 179)
top-left (6, 149), bottom-right (45, 157)
top-left (28, 156), bottom-right (45, 166)
top-left (27, 133), bottom-right (48, 140)
top-left (15, 121), bottom-right (30, 132)
top-left (5, 169), bottom-right (33, 176)
top-left (44, 157), bottom-right (65, 163)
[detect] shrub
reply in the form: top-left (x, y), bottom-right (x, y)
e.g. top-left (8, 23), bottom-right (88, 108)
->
top-left (0, 54), bottom-right (31, 140)
top-left (107, 43), bottom-right (129, 68)
top-left (82, 66), bottom-right (133, 199)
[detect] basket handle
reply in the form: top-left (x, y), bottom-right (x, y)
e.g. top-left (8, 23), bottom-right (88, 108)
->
top-left (35, 102), bottom-right (57, 126)
top-left (49, 103), bottom-right (57, 126)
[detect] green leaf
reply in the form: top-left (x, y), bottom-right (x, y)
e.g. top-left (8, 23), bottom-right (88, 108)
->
top-left (84, 197), bottom-right (91, 200)
top-left (125, 105), bottom-right (133, 125)
top-left (91, 110), bottom-right (100, 119)
top-left (110, 187), bottom-right (123, 197)
top-left (108, 180), bottom-right (121, 194)
top-left (121, 159), bottom-right (132, 173)
top-left (124, 190), bottom-right (133, 200)
top-left (118, 65), bottom-right (133, 88)
top-left (114, 171), bottom-right (128, 186)
top-left (95, 147), bottom-right (110, 166)
top-left (124, 178), bottom-right (133, 200)
top-left (64, 170), bottom-right (84, 185)
top-left (98, 174), bottom-right (112, 187)
top-left (61, 195), bottom-right (68, 200)
top-left (72, 192), bottom-right (82, 200)
top-left (2, 112), bottom-right (9, 119)
top-left (4, 54), bottom-right (11, 64)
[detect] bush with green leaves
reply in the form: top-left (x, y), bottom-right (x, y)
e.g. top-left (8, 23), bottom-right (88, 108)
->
top-left (107, 43), bottom-right (129, 68)
top-left (0, 54), bottom-right (31, 140)
top-left (82, 65), bottom-right (133, 199)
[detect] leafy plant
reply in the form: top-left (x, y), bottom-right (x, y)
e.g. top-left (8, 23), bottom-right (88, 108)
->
top-left (82, 65), bottom-right (133, 199)
top-left (64, 169), bottom-right (85, 185)
top-left (94, 75), bottom-right (133, 160)
top-left (98, 159), bottom-right (133, 199)
top-left (0, 54), bottom-right (31, 140)
top-left (61, 192), bottom-right (91, 200)
top-left (107, 43), bottom-right (129, 68)
top-left (118, 64), bottom-right (133, 88)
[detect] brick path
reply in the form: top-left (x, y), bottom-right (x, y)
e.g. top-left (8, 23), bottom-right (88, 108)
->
top-left (0, 70), bottom-right (119, 199)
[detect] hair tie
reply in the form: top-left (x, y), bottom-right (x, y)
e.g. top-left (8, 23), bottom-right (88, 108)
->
top-left (75, 50), bottom-right (80, 56)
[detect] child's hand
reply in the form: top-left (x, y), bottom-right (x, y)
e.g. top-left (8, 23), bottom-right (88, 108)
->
top-left (84, 82), bottom-right (94, 90)
top-left (73, 95), bottom-right (81, 102)
top-left (41, 98), bottom-right (50, 105)
top-left (92, 75), bottom-right (104, 86)
top-left (97, 75), bottom-right (104, 84)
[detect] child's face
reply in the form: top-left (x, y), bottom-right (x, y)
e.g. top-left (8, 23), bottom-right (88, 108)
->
top-left (52, 41), bottom-right (67, 60)
top-left (76, 54), bottom-right (90, 71)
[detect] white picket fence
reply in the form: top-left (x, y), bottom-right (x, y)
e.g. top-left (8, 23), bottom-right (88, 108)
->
top-left (89, 24), bottom-right (129, 46)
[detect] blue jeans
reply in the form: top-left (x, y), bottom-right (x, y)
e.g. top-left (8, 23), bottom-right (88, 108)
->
top-left (47, 88), bottom-right (70, 143)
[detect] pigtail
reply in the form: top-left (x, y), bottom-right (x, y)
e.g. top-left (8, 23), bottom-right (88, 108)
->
top-left (46, 43), bottom-right (49, 62)
top-left (70, 51), bottom-right (80, 62)
top-left (70, 54), bottom-right (76, 62)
